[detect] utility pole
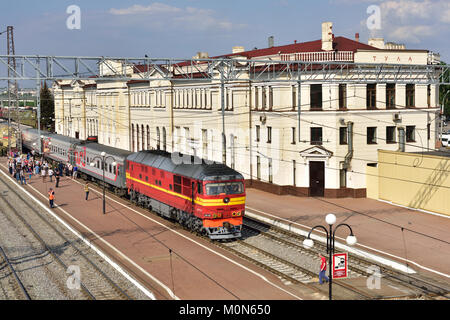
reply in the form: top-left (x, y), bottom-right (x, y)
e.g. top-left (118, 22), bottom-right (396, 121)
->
top-left (220, 61), bottom-right (226, 165)
top-left (6, 26), bottom-right (19, 154)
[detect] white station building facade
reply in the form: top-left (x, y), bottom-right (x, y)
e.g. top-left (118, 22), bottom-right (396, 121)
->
top-left (53, 22), bottom-right (442, 198)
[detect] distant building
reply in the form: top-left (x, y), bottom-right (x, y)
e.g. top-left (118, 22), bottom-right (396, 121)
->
top-left (53, 22), bottom-right (442, 198)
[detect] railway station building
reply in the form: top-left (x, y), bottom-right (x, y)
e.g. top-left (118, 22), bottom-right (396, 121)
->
top-left (53, 22), bottom-right (442, 198)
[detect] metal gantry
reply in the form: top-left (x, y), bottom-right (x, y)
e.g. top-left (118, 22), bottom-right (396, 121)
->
top-left (0, 54), bottom-right (449, 158)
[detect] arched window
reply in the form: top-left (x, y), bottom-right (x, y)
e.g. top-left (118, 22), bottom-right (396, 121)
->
top-left (146, 125), bottom-right (150, 150)
top-left (136, 125), bottom-right (140, 151)
top-left (141, 124), bottom-right (145, 150)
top-left (156, 127), bottom-right (161, 150)
top-left (131, 124), bottom-right (135, 152)
top-left (162, 127), bottom-right (167, 151)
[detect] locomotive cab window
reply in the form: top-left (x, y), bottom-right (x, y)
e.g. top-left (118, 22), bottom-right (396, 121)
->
top-left (206, 182), bottom-right (243, 195)
top-left (197, 182), bottom-right (203, 194)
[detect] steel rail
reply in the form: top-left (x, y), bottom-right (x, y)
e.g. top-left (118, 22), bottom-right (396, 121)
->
top-left (244, 216), bottom-right (450, 299)
top-left (0, 243), bottom-right (32, 300)
top-left (0, 173), bottom-right (133, 300)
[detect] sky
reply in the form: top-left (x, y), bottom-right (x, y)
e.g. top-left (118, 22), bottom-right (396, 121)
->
top-left (0, 0), bottom-right (449, 62)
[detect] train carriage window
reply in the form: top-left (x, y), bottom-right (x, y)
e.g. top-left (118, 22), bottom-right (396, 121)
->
top-left (139, 174), bottom-right (142, 179)
top-left (109, 164), bottom-right (112, 173)
top-left (145, 176), bottom-right (148, 182)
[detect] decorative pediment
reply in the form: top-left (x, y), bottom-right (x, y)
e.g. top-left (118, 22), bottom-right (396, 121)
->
top-left (299, 146), bottom-right (333, 159)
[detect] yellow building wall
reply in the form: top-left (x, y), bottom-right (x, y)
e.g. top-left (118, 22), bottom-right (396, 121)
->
top-left (366, 165), bottom-right (379, 200)
top-left (377, 150), bottom-right (450, 216)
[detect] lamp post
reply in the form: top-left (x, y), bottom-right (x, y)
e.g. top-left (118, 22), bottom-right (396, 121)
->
top-left (303, 213), bottom-right (357, 300)
top-left (90, 151), bottom-right (116, 215)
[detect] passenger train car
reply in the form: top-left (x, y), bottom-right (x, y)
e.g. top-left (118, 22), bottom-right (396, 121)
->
top-left (21, 128), bottom-right (245, 240)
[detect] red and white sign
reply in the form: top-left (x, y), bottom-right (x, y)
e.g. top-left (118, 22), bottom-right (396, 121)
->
top-left (332, 253), bottom-right (348, 279)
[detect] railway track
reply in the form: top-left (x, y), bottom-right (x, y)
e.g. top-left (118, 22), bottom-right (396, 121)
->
top-left (0, 244), bottom-right (31, 300)
top-left (0, 171), bottom-right (138, 300)
top-left (243, 216), bottom-right (450, 300)
top-left (28, 165), bottom-right (448, 300)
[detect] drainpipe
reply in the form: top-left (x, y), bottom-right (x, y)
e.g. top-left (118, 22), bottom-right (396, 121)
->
top-left (397, 126), bottom-right (405, 152)
top-left (343, 121), bottom-right (353, 169)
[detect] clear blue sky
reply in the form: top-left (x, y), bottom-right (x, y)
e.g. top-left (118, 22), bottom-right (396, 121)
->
top-left (0, 0), bottom-right (449, 61)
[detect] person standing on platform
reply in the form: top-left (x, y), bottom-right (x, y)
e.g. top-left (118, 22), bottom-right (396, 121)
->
top-left (41, 166), bottom-right (46, 182)
top-left (318, 253), bottom-right (329, 285)
top-left (55, 169), bottom-right (60, 188)
top-left (73, 165), bottom-right (78, 179)
top-left (84, 182), bottom-right (89, 200)
top-left (49, 168), bottom-right (54, 182)
top-left (48, 188), bottom-right (55, 208)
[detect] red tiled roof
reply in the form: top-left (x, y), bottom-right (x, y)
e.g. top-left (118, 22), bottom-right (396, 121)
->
top-left (217, 37), bottom-right (378, 60)
top-left (172, 36), bottom-right (378, 67)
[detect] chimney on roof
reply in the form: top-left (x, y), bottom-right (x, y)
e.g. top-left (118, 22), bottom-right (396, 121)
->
top-left (321, 22), bottom-right (333, 51)
top-left (268, 36), bottom-right (274, 48)
top-left (232, 46), bottom-right (245, 54)
top-left (355, 33), bottom-right (360, 42)
top-left (192, 52), bottom-right (209, 59)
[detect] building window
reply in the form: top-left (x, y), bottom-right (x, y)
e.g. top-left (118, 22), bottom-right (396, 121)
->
top-left (367, 84), bottom-right (376, 109)
top-left (386, 126), bottom-right (396, 143)
top-left (141, 124), bottom-right (145, 150)
top-left (339, 84), bottom-right (347, 109)
top-left (427, 85), bottom-right (431, 107)
top-left (146, 125), bottom-right (150, 150)
top-left (268, 86), bottom-right (273, 111)
top-left (367, 127), bottom-right (377, 144)
top-left (256, 156), bottom-right (261, 180)
top-left (386, 84), bottom-right (395, 109)
top-left (162, 127), bottom-right (167, 151)
top-left (262, 87), bottom-right (266, 110)
top-left (339, 127), bottom-right (347, 145)
top-left (255, 125), bottom-right (260, 142)
top-left (310, 127), bottom-right (323, 145)
top-left (254, 87), bottom-right (259, 110)
top-left (291, 127), bottom-right (296, 144)
top-left (157, 127), bottom-right (161, 150)
top-left (406, 126), bottom-right (415, 142)
top-left (310, 84), bottom-right (322, 110)
top-left (406, 84), bottom-right (415, 107)
top-left (267, 126), bottom-right (272, 143)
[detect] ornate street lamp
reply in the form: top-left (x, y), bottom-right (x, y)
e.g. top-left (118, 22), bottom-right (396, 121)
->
top-left (90, 151), bottom-right (116, 215)
top-left (303, 213), bottom-right (357, 300)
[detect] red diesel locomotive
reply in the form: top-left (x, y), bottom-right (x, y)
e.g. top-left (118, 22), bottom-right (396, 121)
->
top-left (126, 150), bottom-right (245, 240)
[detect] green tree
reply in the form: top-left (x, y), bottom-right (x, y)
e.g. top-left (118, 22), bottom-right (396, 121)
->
top-left (40, 81), bottom-right (55, 131)
top-left (439, 61), bottom-right (450, 118)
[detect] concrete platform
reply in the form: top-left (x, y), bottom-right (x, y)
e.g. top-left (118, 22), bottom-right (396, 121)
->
top-left (0, 160), bottom-right (318, 300)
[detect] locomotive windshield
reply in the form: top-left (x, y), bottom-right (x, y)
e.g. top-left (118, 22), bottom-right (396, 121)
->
top-left (205, 182), bottom-right (244, 195)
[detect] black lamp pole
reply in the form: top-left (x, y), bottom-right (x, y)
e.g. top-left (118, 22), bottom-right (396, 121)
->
top-left (91, 153), bottom-right (116, 215)
top-left (305, 217), bottom-right (356, 301)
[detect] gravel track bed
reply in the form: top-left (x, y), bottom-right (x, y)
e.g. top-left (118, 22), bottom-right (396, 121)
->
top-left (0, 171), bottom-right (151, 300)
